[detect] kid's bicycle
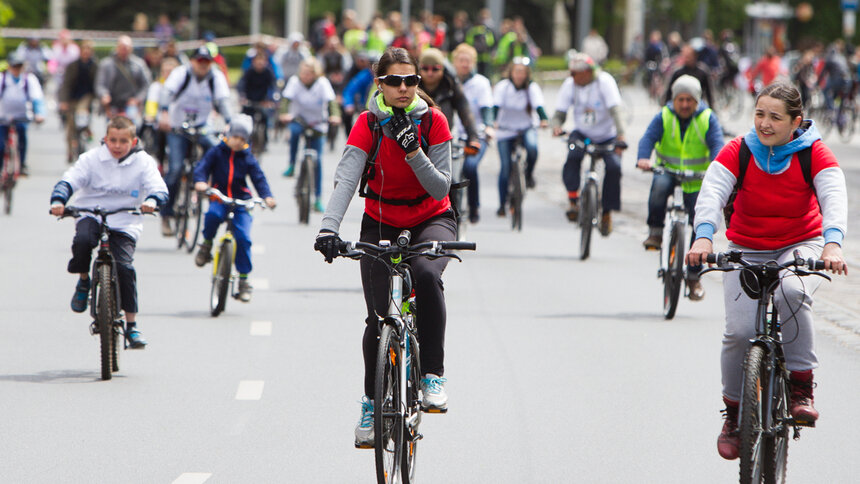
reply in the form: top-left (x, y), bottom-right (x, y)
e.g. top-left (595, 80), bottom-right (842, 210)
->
top-left (702, 250), bottom-right (830, 483)
top-left (650, 166), bottom-right (705, 319)
top-left (58, 206), bottom-right (155, 380)
top-left (334, 232), bottom-right (475, 484)
top-left (204, 188), bottom-right (266, 316)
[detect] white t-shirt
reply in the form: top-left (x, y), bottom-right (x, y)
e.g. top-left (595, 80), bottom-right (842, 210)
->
top-left (0, 72), bottom-right (43, 121)
top-left (457, 73), bottom-right (494, 138)
top-left (60, 145), bottom-right (168, 241)
top-left (493, 79), bottom-right (544, 141)
top-left (554, 71), bottom-right (621, 140)
top-left (282, 75), bottom-right (335, 133)
top-left (162, 66), bottom-right (231, 128)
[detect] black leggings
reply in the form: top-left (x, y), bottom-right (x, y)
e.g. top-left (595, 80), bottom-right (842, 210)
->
top-left (67, 217), bottom-right (138, 313)
top-left (359, 211), bottom-right (457, 397)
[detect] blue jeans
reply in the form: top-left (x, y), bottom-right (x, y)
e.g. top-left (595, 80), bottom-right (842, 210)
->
top-left (462, 138), bottom-right (489, 211)
top-left (562, 131), bottom-right (621, 212)
top-left (288, 121), bottom-right (324, 198)
top-left (202, 201), bottom-right (254, 275)
top-left (647, 171), bottom-right (702, 275)
top-left (0, 122), bottom-right (28, 170)
top-left (164, 130), bottom-right (217, 217)
top-left (496, 128), bottom-right (538, 208)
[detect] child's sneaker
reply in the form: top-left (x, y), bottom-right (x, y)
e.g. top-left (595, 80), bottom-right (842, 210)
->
top-left (71, 278), bottom-right (90, 313)
top-left (237, 278), bottom-right (253, 302)
top-left (195, 240), bottom-right (213, 267)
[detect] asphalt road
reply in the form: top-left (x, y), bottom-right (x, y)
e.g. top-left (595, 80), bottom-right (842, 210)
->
top-left (0, 83), bottom-right (858, 483)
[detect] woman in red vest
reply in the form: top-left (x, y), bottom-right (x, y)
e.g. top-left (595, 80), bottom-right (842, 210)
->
top-left (313, 47), bottom-right (456, 447)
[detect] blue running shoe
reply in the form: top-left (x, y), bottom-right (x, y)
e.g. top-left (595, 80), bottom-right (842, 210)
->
top-left (314, 199), bottom-right (325, 213)
top-left (354, 396), bottom-right (374, 448)
top-left (282, 165), bottom-right (295, 177)
top-left (126, 325), bottom-right (147, 349)
top-left (420, 374), bottom-right (448, 412)
top-left (71, 278), bottom-right (90, 313)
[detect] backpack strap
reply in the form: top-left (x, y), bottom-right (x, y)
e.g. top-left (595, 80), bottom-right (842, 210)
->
top-left (173, 68), bottom-right (216, 104)
top-left (736, 138), bottom-right (751, 188)
top-left (798, 144), bottom-right (814, 188)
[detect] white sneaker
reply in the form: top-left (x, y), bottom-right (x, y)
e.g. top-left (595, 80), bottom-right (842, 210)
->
top-left (420, 374), bottom-right (448, 412)
top-left (354, 396), bottom-right (374, 448)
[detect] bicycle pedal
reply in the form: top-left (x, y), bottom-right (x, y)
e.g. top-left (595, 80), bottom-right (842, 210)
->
top-left (657, 268), bottom-right (665, 278)
top-left (354, 442), bottom-right (374, 450)
top-left (794, 418), bottom-right (816, 428)
top-left (422, 406), bottom-right (448, 414)
top-left (89, 321), bottom-right (98, 335)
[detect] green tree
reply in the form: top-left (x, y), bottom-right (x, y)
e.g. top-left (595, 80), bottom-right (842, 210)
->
top-left (5, 0), bottom-right (43, 28)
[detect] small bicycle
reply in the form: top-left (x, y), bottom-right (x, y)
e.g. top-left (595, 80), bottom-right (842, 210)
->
top-left (204, 188), bottom-right (266, 316)
top-left (701, 250), bottom-right (830, 483)
top-left (172, 112), bottom-right (210, 253)
top-left (58, 206), bottom-right (156, 380)
top-left (1, 118), bottom-right (26, 215)
top-left (292, 116), bottom-right (322, 224)
top-left (334, 232), bottom-right (475, 484)
top-left (567, 136), bottom-right (621, 260)
top-left (650, 166), bottom-right (705, 319)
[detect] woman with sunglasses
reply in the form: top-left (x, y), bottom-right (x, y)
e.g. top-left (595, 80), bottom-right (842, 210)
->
top-left (493, 56), bottom-right (549, 216)
top-left (313, 47), bottom-right (457, 448)
top-left (417, 48), bottom-right (480, 147)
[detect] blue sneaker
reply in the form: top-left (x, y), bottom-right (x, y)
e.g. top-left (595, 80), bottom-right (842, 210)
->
top-left (354, 396), bottom-right (374, 448)
top-left (420, 374), bottom-right (448, 412)
top-left (126, 325), bottom-right (147, 349)
top-left (314, 199), bottom-right (325, 213)
top-left (71, 278), bottom-right (90, 313)
top-left (282, 165), bottom-right (295, 177)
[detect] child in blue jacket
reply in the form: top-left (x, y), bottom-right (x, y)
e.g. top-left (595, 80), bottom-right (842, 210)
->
top-left (193, 114), bottom-right (276, 302)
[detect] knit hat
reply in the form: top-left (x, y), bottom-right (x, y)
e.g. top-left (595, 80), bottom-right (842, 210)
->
top-left (419, 48), bottom-right (446, 67)
top-left (671, 75), bottom-right (702, 103)
top-left (227, 114), bottom-right (253, 141)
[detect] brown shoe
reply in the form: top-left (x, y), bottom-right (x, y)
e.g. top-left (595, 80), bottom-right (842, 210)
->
top-left (789, 370), bottom-right (819, 424)
top-left (566, 199), bottom-right (579, 222)
top-left (718, 397), bottom-right (740, 460)
top-left (161, 217), bottom-right (175, 237)
top-left (598, 212), bottom-right (612, 236)
top-left (687, 279), bottom-right (705, 301)
top-left (643, 227), bottom-right (662, 250)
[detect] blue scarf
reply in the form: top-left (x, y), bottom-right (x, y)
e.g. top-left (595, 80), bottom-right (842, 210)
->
top-left (743, 120), bottom-right (819, 174)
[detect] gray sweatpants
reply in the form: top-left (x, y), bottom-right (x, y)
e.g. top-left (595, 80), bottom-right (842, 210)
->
top-left (721, 238), bottom-right (824, 402)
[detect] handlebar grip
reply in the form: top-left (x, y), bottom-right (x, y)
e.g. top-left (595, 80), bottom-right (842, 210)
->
top-left (440, 241), bottom-right (476, 251)
top-left (808, 259), bottom-right (826, 270)
top-left (705, 254), bottom-right (718, 264)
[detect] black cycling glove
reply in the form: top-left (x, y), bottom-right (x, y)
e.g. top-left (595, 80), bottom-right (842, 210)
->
top-left (389, 107), bottom-right (420, 154)
top-left (314, 229), bottom-right (342, 263)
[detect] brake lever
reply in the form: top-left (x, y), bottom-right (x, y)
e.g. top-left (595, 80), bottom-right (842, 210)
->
top-left (803, 270), bottom-right (832, 282)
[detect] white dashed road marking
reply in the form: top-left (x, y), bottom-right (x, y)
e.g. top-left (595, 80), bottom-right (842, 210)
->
top-left (250, 320), bottom-right (272, 336)
top-left (235, 380), bottom-right (265, 400)
top-left (172, 473), bottom-right (212, 484)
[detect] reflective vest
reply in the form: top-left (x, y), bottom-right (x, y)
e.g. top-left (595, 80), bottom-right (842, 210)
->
top-left (654, 106), bottom-right (712, 192)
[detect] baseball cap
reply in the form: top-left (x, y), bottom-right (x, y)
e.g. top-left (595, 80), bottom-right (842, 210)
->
top-left (191, 45), bottom-right (213, 61)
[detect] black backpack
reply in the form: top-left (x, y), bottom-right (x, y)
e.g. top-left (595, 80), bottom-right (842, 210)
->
top-left (723, 138), bottom-right (814, 228)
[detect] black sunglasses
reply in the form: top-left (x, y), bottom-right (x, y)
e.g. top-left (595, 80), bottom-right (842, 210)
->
top-left (377, 74), bottom-right (421, 87)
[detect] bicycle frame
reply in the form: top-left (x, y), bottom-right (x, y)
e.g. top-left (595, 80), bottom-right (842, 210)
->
top-left (211, 214), bottom-right (238, 293)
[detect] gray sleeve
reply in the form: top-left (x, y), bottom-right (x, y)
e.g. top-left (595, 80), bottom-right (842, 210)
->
top-left (320, 145), bottom-right (368, 233)
top-left (405, 141), bottom-right (451, 200)
top-left (95, 58), bottom-right (111, 98)
top-left (609, 105), bottom-right (626, 137)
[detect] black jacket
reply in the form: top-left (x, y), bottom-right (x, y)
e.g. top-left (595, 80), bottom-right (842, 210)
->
top-left (420, 69), bottom-right (479, 141)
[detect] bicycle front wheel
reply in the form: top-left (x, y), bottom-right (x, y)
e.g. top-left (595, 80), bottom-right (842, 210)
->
top-left (186, 194), bottom-right (203, 253)
top-left (210, 240), bottom-right (233, 316)
top-left (296, 154), bottom-right (313, 224)
top-left (739, 345), bottom-right (768, 484)
top-left (175, 174), bottom-right (191, 249)
top-left (2, 180), bottom-right (12, 215)
top-left (375, 324), bottom-right (404, 484)
top-left (763, 368), bottom-right (790, 483)
top-left (509, 155), bottom-right (525, 232)
top-left (401, 330), bottom-right (421, 484)
top-left (96, 264), bottom-right (117, 381)
top-left (578, 180), bottom-right (597, 260)
top-left (662, 221), bottom-right (684, 319)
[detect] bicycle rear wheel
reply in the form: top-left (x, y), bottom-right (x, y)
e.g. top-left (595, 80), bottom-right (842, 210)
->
top-left (662, 221), bottom-right (684, 319)
top-left (578, 180), bottom-right (597, 260)
top-left (96, 264), bottom-right (117, 381)
top-left (296, 154), bottom-right (313, 224)
top-left (2, 180), bottom-right (12, 215)
top-left (210, 240), bottom-right (233, 316)
top-left (763, 370), bottom-right (789, 483)
top-left (375, 324), bottom-right (404, 484)
top-left (739, 344), bottom-right (768, 484)
top-left (838, 105), bottom-right (856, 143)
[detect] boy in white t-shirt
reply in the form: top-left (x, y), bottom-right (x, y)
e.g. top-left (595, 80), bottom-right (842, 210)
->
top-left (0, 51), bottom-right (46, 176)
top-left (50, 116), bottom-right (168, 348)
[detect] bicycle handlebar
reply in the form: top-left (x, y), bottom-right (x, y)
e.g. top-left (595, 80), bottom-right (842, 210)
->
top-left (335, 238), bottom-right (476, 263)
top-left (56, 206), bottom-right (156, 219)
top-left (205, 187), bottom-right (266, 209)
top-left (649, 166), bottom-right (706, 182)
top-left (562, 135), bottom-right (626, 154)
top-left (702, 250), bottom-right (828, 274)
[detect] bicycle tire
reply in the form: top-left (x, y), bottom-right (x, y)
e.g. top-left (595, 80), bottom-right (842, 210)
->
top-left (838, 105), bottom-right (855, 143)
top-left (251, 119), bottom-right (266, 157)
top-left (210, 239), bottom-right (233, 316)
top-left (401, 329), bottom-right (420, 484)
top-left (578, 180), bottom-right (597, 260)
top-left (296, 154), bottom-right (312, 224)
top-left (174, 173), bottom-right (191, 249)
top-left (96, 264), bottom-right (117, 381)
top-left (2, 182), bottom-right (11, 215)
top-left (186, 194), bottom-right (203, 253)
top-left (375, 323), bottom-right (404, 484)
top-left (739, 344), bottom-right (768, 484)
top-left (663, 221), bottom-right (684, 319)
top-left (509, 152), bottom-right (524, 232)
top-left (763, 368), bottom-right (789, 484)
